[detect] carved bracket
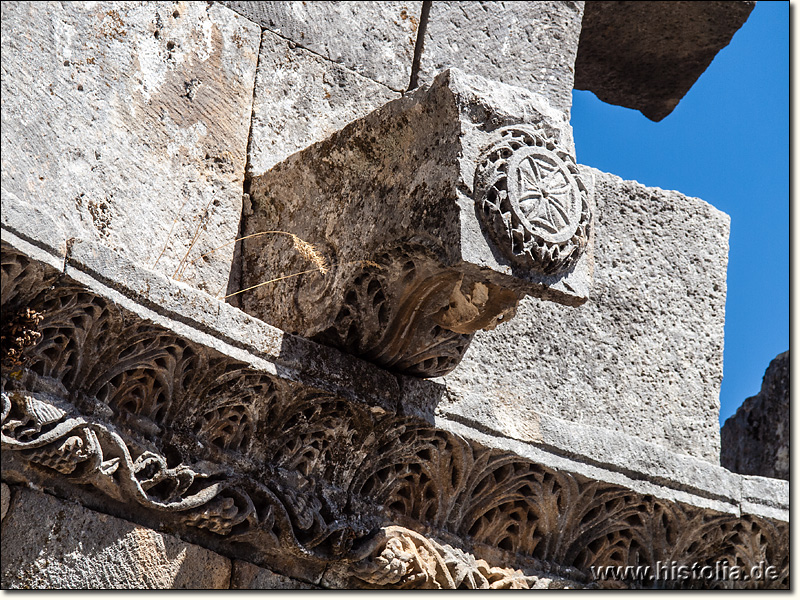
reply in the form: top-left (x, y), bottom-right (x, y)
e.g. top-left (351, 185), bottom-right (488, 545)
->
top-left (310, 244), bottom-right (517, 377)
top-left (241, 69), bottom-right (593, 377)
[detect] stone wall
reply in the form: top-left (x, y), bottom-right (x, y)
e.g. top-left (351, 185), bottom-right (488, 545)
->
top-left (1, 211), bottom-right (788, 589)
top-left (1, 0), bottom-right (784, 591)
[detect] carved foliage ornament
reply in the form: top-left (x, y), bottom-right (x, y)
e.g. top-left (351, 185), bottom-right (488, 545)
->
top-left (0, 389), bottom-right (367, 557)
top-left (0, 246), bottom-right (789, 589)
top-left (312, 244), bottom-right (516, 377)
top-left (475, 125), bottom-right (591, 275)
top-left (351, 526), bottom-right (581, 589)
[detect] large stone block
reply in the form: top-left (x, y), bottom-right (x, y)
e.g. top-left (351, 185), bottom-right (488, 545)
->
top-left (247, 30), bottom-right (400, 176)
top-left (223, 1), bottom-right (422, 91)
top-left (575, 1), bottom-right (756, 121)
top-left (1, 487), bottom-right (231, 589)
top-left (721, 351), bottom-right (789, 480)
top-left (418, 1), bottom-right (584, 114)
top-left (0, 1), bottom-right (260, 294)
top-left (242, 69), bottom-right (592, 377)
top-left (438, 168), bottom-right (729, 462)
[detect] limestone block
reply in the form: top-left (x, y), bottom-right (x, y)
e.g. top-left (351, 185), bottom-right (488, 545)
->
top-left (1, 487), bottom-right (231, 589)
top-left (231, 560), bottom-right (318, 589)
top-left (418, 1), bottom-right (584, 114)
top-left (0, 483), bottom-right (9, 522)
top-left (223, 1), bottom-right (421, 91)
top-left (575, 1), bottom-right (756, 121)
top-left (0, 1), bottom-right (260, 294)
top-left (242, 69), bottom-right (592, 377)
top-left (247, 30), bottom-right (400, 176)
top-left (721, 351), bottom-right (789, 480)
top-left (740, 475), bottom-right (789, 523)
top-left (438, 168), bottom-right (729, 462)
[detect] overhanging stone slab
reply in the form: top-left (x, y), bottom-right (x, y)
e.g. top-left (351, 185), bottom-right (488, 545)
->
top-left (1, 210), bottom-right (787, 589)
top-left (575, 1), bottom-right (756, 121)
top-left (243, 68), bottom-right (593, 377)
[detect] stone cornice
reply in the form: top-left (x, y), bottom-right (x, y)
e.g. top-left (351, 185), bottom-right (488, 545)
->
top-left (1, 200), bottom-right (788, 589)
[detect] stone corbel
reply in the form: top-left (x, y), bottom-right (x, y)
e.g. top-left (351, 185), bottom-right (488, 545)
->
top-left (242, 68), bottom-right (594, 377)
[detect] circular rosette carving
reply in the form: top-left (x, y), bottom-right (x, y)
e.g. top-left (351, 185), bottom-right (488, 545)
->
top-left (474, 126), bottom-right (591, 275)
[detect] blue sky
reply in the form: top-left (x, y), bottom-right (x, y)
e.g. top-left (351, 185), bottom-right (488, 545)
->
top-left (569, 1), bottom-right (789, 426)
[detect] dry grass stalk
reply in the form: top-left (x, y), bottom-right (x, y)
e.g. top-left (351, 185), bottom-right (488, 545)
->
top-left (181, 230), bottom-right (328, 275)
top-left (290, 234), bottom-right (328, 274)
top-left (169, 226), bottom-right (382, 300)
top-left (173, 196), bottom-right (217, 281)
top-left (153, 195), bottom-right (192, 269)
top-left (219, 259), bottom-right (383, 300)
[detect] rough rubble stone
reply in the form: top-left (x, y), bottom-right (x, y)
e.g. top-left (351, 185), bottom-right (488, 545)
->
top-left (223, 1), bottom-right (421, 92)
top-left (418, 1), bottom-right (584, 115)
top-left (247, 29), bottom-right (400, 176)
top-left (575, 1), bottom-right (756, 121)
top-left (231, 561), bottom-right (318, 589)
top-left (0, 1), bottom-right (260, 295)
top-left (1, 487), bottom-right (231, 589)
top-left (721, 351), bottom-right (789, 480)
top-left (438, 167), bottom-right (729, 463)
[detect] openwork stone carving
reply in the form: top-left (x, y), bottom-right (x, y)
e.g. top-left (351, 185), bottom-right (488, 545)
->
top-left (475, 125), bottom-right (592, 274)
top-left (0, 243), bottom-right (788, 589)
top-left (351, 526), bottom-right (582, 589)
top-left (311, 244), bottom-right (517, 377)
top-left (0, 389), bottom-right (367, 558)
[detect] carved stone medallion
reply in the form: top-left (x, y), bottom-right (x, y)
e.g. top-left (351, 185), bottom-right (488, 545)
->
top-left (474, 126), bottom-right (591, 275)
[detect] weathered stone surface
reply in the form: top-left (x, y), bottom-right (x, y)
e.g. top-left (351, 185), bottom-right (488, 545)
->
top-left (247, 30), bottom-right (400, 176)
top-left (740, 475), bottom-right (789, 523)
top-left (418, 2), bottom-right (584, 115)
top-left (243, 68), bottom-right (591, 377)
top-left (721, 351), bottom-right (789, 480)
top-left (1, 1), bottom-right (260, 294)
top-left (1, 487), bottom-right (231, 589)
top-left (223, 1), bottom-right (421, 92)
top-left (324, 525), bottom-right (587, 589)
top-left (0, 482), bottom-right (9, 522)
top-left (231, 561), bottom-right (318, 589)
top-left (575, 1), bottom-right (756, 121)
top-left (438, 168), bottom-right (729, 462)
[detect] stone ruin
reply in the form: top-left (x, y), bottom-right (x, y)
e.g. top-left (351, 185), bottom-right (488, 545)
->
top-left (0, 0), bottom-right (788, 590)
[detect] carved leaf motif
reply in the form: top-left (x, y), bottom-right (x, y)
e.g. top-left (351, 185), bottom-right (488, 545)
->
top-left (352, 526), bottom-right (565, 590)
